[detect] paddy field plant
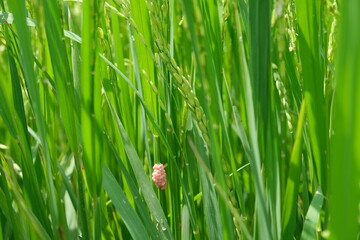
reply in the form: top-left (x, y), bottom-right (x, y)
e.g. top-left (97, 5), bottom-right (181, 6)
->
top-left (0, 0), bottom-right (359, 239)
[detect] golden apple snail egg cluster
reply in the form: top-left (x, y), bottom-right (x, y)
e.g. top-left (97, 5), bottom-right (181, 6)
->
top-left (152, 163), bottom-right (168, 190)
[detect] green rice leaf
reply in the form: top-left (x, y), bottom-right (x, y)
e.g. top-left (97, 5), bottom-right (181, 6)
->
top-left (103, 165), bottom-right (150, 240)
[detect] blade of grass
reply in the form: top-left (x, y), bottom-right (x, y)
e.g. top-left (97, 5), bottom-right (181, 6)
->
top-left (188, 137), bottom-right (252, 240)
top-left (181, 205), bottom-right (191, 240)
top-left (300, 190), bottom-right (324, 240)
top-left (329, 0), bottom-right (360, 239)
top-left (4, 1), bottom-right (59, 234)
top-left (40, 2), bottom-right (91, 237)
top-left (0, 156), bottom-right (51, 240)
top-left (178, 1), bottom-right (237, 237)
top-left (282, 100), bottom-right (306, 238)
top-left (235, 5), bottom-right (271, 237)
top-left (105, 133), bottom-right (160, 239)
top-left (103, 90), bottom-right (173, 240)
top-left (100, 52), bottom-right (199, 235)
top-left (102, 165), bottom-right (150, 240)
top-left (189, 128), bottom-right (223, 240)
top-left (295, 0), bottom-right (327, 190)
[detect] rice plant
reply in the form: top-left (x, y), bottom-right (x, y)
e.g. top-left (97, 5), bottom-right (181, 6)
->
top-left (0, 0), bottom-right (359, 239)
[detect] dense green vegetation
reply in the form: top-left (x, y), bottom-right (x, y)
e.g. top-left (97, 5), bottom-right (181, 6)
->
top-left (0, 0), bottom-right (359, 239)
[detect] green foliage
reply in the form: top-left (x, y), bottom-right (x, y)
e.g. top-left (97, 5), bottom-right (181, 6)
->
top-left (0, 0), bottom-right (358, 239)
